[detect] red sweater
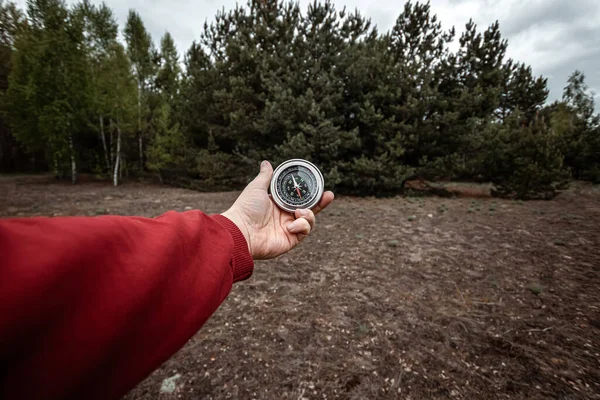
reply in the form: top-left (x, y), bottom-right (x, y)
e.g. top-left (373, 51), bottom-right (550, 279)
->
top-left (0, 211), bottom-right (254, 400)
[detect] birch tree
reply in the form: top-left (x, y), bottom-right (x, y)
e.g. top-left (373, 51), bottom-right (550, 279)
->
top-left (99, 43), bottom-right (137, 186)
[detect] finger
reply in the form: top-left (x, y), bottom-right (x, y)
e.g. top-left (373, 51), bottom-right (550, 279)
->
top-left (287, 217), bottom-right (311, 237)
top-left (248, 160), bottom-right (273, 191)
top-left (295, 208), bottom-right (315, 230)
top-left (312, 191), bottom-right (335, 215)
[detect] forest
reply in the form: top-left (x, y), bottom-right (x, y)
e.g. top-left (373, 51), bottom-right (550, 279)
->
top-left (0, 0), bottom-right (598, 198)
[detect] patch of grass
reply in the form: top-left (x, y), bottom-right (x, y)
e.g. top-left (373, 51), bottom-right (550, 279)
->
top-left (553, 239), bottom-right (567, 246)
top-left (468, 208), bottom-right (474, 213)
top-left (387, 240), bottom-right (399, 248)
top-left (94, 208), bottom-right (108, 215)
top-left (489, 211), bottom-right (495, 216)
top-left (407, 215), bottom-right (416, 222)
top-left (528, 284), bottom-right (543, 296)
top-left (438, 204), bottom-right (448, 213)
top-left (489, 205), bottom-right (496, 212)
top-left (355, 234), bottom-right (365, 239)
top-left (356, 324), bottom-right (370, 338)
top-left (475, 206), bottom-right (482, 212)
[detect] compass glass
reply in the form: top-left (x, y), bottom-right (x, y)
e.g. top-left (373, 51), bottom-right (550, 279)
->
top-left (276, 165), bottom-right (318, 207)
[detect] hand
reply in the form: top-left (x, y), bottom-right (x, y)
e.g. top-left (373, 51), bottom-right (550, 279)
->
top-left (222, 161), bottom-right (335, 260)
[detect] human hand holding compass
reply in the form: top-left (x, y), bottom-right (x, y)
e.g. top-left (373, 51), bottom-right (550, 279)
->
top-left (222, 160), bottom-right (334, 260)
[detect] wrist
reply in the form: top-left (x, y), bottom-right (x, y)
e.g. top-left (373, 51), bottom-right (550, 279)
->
top-left (221, 209), bottom-right (253, 258)
top-left (211, 213), bottom-right (255, 282)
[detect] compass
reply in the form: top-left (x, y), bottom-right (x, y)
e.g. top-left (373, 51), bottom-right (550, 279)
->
top-left (270, 159), bottom-right (325, 213)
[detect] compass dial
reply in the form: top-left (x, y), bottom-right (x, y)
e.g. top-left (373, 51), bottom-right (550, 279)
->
top-left (270, 159), bottom-right (325, 212)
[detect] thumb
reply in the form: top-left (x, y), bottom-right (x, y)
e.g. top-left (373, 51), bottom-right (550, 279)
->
top-left (249, 160), bottom-right (273, 190)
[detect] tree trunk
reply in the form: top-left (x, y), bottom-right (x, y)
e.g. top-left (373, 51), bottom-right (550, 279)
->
top-left (109, 119), bottom-right (114, 165)
top-left (138, 83), bottom-right (143, 171)
top-left (69, 134), bottom-right (77, 184)
top-left (100, 116), bottom-right (110, 172)
top-left (113, 123), bottom-right (122, 187)
top-left (138, 134), bottom-right (143, 171)
top-left (53, 155), bottom-right (60, 179)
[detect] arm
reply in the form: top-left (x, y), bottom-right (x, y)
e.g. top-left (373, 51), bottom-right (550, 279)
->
top-left (0, 211), bottom-right (252, 400)
top-left (0, 161), bottom-right (334, 400)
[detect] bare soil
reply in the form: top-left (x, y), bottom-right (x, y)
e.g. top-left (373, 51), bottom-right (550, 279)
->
top-left (1, 175), bottom-right (599, 400)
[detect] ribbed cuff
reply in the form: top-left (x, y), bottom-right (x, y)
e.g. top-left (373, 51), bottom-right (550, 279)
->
top-left (211, 214), bottom-right (254, 282)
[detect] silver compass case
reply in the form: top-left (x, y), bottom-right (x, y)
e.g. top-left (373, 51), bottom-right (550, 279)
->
top-left (270, 159), bottom-right (325, 213)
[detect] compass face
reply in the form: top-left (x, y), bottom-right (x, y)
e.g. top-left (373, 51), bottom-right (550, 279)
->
top-left (271, 159), bottom-right (324, 212)
top-left (278, 165), bottom-right (318, 206)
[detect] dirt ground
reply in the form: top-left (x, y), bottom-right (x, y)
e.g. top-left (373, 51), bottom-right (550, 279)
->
top-left (1, 175), bottom-right (599, 400)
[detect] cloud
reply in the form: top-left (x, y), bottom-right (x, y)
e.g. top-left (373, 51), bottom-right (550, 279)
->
top-left (13, 0), bottom-right (600, 106)
top-left (426, 0), bottom-right (600, 104)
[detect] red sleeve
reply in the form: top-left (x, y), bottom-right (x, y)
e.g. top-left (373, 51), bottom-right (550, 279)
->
top-left (0, 211), bottom-right (253, 400)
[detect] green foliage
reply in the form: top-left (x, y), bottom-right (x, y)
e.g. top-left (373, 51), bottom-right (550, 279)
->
top-left (485, 115), bottom-right (569, 199)
top-left (528, 284), bottom-right (543, 296)
top-left (146, 102), bottom-right (185, 173)
top-left (2, 0), bottom-right (598, 195)
top-left (7, 0), bottom-right (91, 181)
top-left (191, 150), bottom-right (249, 190)
top-left (554, 71), bottom-right (600, 182)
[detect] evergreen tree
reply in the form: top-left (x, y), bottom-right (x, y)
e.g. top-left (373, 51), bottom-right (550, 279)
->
top-left (558, 70), bottom-right (600, 181)
top-left (499, 60), bottom-right (548, 121)
top-left (0, 0), bottom-right (26, 171)
top-left (388, 1), bottom-right (455, 174)
top-left (146, 32), bottom-right (185, 176)
top-left (179, 41), bottom-right (216, 149)
top-left (155, 32), bottom-right (180, 103)
top-left (483, 114), bottom-right (568, 199)
top-left (124, 10), bottom-right (154, 170)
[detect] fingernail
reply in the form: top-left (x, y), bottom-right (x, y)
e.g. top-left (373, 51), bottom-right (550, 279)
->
top-left (261, 160), bottom-right (268, 169)
top-left (287, 222), bottom-right (295, 231)
top-left (298, 209), bottom-right (308, 216)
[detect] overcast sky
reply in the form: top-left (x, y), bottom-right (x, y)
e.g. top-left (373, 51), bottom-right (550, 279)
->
top-left (15, 0), bottom-right (600, 104)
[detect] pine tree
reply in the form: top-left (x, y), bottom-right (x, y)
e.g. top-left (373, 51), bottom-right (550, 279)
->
top-left (124, 10), bottom-right (154, 171)
top-left (436, 19), bottom-right (508, 178)
top-left (484, 114), bottom-right (568, 199)
top-left (558, 70), bottom-right (600, 180)
top-left (388, 1), bottom-right (455, 173)
top-left (179, 41), bottom-right (216, 149)
top-left (0, 0), bottom-right (26, 171)
top-left (499, 61), bottom-right (548, 122)
top-left (146, 32), bottom-right (185, 176)
top-left (156, 32), bottom-right (180, 103)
